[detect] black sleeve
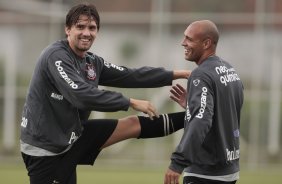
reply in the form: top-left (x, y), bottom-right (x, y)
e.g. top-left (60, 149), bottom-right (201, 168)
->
top-left (99, 60), bottom-right (174, 88)
top-left (46, 50), bottom-right (130, 111)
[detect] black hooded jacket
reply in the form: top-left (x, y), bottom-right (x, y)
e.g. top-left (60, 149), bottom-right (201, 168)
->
top-left (169, 56), bottom-right (244, 176)
top-left (20, 39), bottom-right (173, 153)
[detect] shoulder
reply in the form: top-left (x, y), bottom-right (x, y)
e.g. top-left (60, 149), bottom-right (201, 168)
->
top-left (196, 56), bottom-right (233, 76)
top-left (42, 40), bottom-right (75, 62)
top-left (190, 65), bottom-right (210, 80)
top-left (190, 56), bottom-right (226, 84)
top-left (41, 40), bottom-right (68, 57)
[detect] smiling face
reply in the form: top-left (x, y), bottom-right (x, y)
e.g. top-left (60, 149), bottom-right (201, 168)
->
top-left (65, 15), bottom-right (98, 58)
top-left (181, 24), bottom-right (206, 64)
top-left (181, 20), bottom-right (218, 65)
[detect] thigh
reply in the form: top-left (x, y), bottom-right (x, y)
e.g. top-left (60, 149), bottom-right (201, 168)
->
top-left (21, 152), bottom-right (64, 184)
top-left (66, 170), bottom-right (77, 184)
top-left (101, 115), bottom-right (140, 148)
top-left (70, 119), bottom-right (118, 165)
top-left (53, 119), bottom-right (117, 183)
top-left (183, 176), bottom-right (237, 184)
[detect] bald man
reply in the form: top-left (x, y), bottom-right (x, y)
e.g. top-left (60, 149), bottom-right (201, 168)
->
top-left (164, 20), bottom-right (244, 184)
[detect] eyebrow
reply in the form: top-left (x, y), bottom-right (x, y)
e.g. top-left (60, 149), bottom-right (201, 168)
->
top-left (185, 35), bottom-right (193, 41)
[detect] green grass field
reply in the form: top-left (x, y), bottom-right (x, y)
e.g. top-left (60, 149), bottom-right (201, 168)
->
top-left (0, 161), bottom-right (281, 184)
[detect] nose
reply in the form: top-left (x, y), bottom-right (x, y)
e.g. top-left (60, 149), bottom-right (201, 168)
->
top-left (82, 28), bottom-right (91, 36)
top-left (181, 39), bottom-right (186, 46)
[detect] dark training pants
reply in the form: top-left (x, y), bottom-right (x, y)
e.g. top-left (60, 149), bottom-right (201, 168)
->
top-left (22, 119), bottom-right (117, 184)
top-left (22, 112), bottom-right (186, 184)
top-left (184, 176), bottom-right (237, 184)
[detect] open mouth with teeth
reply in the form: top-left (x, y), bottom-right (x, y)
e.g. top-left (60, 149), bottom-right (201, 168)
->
top-left (184, 48), bottom-right (190, 55)
top-left (80, 38), bottom-right (91, 43)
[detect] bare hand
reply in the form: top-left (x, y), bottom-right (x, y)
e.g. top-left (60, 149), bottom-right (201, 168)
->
top-left (164, 168), bottom-right (181, 184)
top-left (129, 98), bottom-right (158, 120)
top-left (170, 84), bottom-right (187, 109)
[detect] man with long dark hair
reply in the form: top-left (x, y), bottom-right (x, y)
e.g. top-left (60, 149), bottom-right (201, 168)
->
top-left (20, 3), bottom-right (189, 184)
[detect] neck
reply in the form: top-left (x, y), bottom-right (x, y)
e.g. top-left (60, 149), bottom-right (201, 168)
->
top-left (67, 39), bottom-right (86, 58)
top-left (196, 52), bottom-right (216, 65)
top-left (70, 46), bottom-right (86, 59)
top-left (74, 50), bottom-right (86, 58)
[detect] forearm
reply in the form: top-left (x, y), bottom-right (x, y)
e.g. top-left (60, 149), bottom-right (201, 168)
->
top-left (100, 67), bottom-right (174, 88)
top-left (129, 98), bottom-right (157, 119)
top-left (173, 70), bottom-right (191, 79)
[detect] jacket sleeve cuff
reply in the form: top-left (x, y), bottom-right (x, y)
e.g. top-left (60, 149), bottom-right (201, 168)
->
top-left (169, 161), bottom-right (185, 174)
top-left (168, 71), bottom-right (174, 85)
top-left (124, 97), bottom-right (131, 111)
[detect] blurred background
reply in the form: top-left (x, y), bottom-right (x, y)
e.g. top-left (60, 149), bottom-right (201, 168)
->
top-left (0, 0), bottom-right (281, 183)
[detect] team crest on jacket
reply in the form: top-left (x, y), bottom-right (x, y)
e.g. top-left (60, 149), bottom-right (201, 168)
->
top-left (85, 63), bottom-right (96, 80)
top-left (193, 79), bottom-right (200, 86)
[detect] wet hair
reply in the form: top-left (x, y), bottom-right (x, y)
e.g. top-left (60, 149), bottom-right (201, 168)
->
top-left (65, 3), bottom-right (100, 30)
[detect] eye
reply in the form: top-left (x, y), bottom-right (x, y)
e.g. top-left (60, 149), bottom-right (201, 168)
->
top-left (88, 25), bottom-right (97, 31)
top-left (76, 24), bottom-right (84, 30)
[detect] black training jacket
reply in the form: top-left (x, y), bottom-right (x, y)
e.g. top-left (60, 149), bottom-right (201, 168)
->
top-left (20, 39), bottom-right (173, 153)
top-left (169, 56), bottom-right (244, 176)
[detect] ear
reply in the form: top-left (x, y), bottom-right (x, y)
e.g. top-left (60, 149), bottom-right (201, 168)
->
top-left (203, 38), bottom-right (212, 50)
top-left (65, 27), bottom-right (70, 37)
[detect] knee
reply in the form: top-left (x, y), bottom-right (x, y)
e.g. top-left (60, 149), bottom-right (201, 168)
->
top-left (119, 115), bottom-right (141, 137)
top-left (119, 115), bottom-right (139, 124)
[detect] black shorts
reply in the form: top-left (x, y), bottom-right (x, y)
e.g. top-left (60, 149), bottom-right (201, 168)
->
top-left (183, 176), bottom-right (237, 184)
top-left (21, 119), bottom-right (117, 184)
